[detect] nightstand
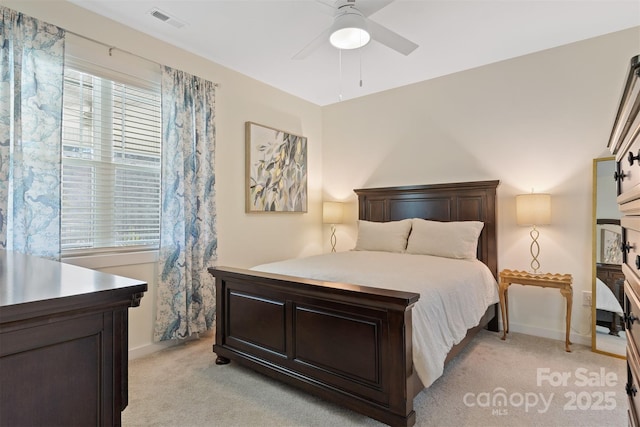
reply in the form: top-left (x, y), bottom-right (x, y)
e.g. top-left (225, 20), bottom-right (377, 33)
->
top-left (498, 269), bottom-right (573, 352)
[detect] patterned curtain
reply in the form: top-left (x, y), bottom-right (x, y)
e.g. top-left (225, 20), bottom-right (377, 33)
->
top-left (0, 6), bottom-right (65, 259)
top-left (154, 66), bottom-right (217, 341)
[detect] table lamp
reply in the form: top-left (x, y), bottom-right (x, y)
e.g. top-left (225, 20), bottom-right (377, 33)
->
top-left (323, 202), bottom-right (344, 252)
top-left (516, 193), bottom-right (551, 274)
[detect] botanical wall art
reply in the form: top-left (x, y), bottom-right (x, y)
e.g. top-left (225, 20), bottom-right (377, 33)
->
top-left (245, 122), bottom-right (307, 212)
top-left (600, 227), bottom-right (622, 265)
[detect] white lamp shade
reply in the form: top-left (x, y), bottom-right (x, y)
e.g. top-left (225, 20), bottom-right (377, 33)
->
top-left (329, 9), bottom-right (370, 50)
top-left (516, 193), bottom-right (551, 226)
top-left (323, 202), bottom-right (344, 224)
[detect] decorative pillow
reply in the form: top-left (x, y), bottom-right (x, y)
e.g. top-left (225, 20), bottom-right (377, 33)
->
top-left (353, 219), bottom-right (412, 253)
top-left (406, 218), bottom-right (484, 259)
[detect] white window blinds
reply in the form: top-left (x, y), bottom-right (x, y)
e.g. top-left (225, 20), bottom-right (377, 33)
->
top-left (61, 65), bottom-right (162, 253)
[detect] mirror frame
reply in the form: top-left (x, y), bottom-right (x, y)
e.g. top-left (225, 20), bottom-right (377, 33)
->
top-left (592, 156), bottom-right (625, 359)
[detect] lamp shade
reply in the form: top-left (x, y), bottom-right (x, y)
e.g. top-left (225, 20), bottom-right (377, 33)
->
top-left (329, 9), bottom-right (370, 50)
top-left (516, 193), bottom-right (551, 226)
top-left (323, 202), bottom-right (344, 224)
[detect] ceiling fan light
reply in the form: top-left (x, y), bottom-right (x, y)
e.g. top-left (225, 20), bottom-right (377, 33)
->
top-left (329, 9), bottom-right (370, 50)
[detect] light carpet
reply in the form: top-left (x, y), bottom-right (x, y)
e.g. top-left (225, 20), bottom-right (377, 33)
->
top-left (123, 330), bottom-right (626, 426)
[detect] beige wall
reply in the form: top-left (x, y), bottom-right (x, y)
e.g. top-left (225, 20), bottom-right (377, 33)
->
top-left (4, 0), bottom-right (639, 354)
top-left (1, 0), bottom-right (323, 357)
top-left (322, 27), bottom-right (640, 344)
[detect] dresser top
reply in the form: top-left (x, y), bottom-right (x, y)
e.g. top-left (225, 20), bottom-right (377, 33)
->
top-left (0, 250), bottom-right (147, 309)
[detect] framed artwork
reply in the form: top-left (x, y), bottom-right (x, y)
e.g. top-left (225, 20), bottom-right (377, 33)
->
top-left (600, 227), bottom-right (622, 264)
top-left (245, 122), bottom-right (308, 213)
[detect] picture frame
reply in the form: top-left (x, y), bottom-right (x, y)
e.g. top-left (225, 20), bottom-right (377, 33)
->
top-left (600, 227), bottom-right (622, 265)
top-left (245, 122), bottom-right (308, 213)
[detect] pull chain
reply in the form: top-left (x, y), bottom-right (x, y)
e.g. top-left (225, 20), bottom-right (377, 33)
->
top-left (359, 44), bottom-right (363, 87)
top-left (338, 49), bottom-right (343, 102)
top-left (338, 43), bottom-right (365, 100)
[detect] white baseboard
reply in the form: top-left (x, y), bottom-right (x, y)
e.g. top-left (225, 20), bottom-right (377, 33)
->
top-left (128, 341), bottom-right (178, 360)
top-left (128, 331), bottom-right (215, 360)
top-left (128, 324), bottom-right (591, 360)
top-left (506, 321), bottom-right (591, 347)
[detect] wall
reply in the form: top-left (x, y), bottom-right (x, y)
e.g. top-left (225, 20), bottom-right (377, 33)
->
top-left (596, 159), bottom-right (620, 220)
top-left (1, 0), bottom-right (324, 357)
top-left (322, 27), bottom-right (640, 345)
top-left (5, 0), bottom-right (639, 355)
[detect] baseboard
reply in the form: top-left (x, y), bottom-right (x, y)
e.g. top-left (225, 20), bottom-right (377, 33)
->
top-left (128, 341), bottom-right (179, 360)
top-left (128, 331), bottom-right (215, 360)
top-left (507, 321), bottom-right (591, 346)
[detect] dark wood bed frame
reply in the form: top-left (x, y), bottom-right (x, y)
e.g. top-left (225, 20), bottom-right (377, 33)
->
top-left (208, 180), bottom-right (500, 426)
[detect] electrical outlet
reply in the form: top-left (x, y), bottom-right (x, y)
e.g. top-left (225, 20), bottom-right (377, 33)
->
top-left (582, 291), bottom-right (592, 307)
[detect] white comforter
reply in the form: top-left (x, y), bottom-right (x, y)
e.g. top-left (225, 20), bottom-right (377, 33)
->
top-left (596, 278), bottom-right (623, 315)
top-left (252, 250), bottom-right (499, 388)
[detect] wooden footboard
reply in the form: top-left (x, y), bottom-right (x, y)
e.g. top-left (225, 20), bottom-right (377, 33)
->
top-left (209, 266), bottom-right (421, 427)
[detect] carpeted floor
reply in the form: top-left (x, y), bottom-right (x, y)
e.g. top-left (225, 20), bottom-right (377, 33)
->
top-left (123, 330), bottom-right (626, 426)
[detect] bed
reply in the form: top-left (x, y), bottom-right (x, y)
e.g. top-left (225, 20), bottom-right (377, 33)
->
top-left (595, 266), bottom-right (625, 336)
top-left (208, 180), bottom-right (500, 426)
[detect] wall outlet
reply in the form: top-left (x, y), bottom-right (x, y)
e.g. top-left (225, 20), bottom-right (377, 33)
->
top-left (582, 291), bottom-right (592, 307)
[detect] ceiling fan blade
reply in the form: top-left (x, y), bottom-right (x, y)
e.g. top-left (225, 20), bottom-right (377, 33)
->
top-left (315, 0), bottom-right (396, 17)
top-left (356, 0), bottom-right (396, 17)
top-left (366, 19), bottom-right (418, 56)
top-left (314, 0), bottom-right (339, 15)
top-left (292, 27), bottom-right (333, 60)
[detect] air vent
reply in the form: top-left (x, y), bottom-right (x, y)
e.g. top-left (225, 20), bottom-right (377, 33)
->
top-left (150, 9), bottom-right (170, 21)
top-left (148, 8), bottom-right (186, 29)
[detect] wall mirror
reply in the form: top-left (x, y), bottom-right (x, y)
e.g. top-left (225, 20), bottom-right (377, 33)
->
top-left (592, 157), bottom-right (625, 358)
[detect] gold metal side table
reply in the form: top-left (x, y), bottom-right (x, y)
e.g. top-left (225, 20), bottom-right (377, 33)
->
top-left (498, 269), bottom-right (573, 352)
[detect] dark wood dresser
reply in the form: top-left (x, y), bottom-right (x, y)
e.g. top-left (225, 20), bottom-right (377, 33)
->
top-left (608, 54), bottom-right (640, 426)
top-left (0, 250), bottom-right (147, 426)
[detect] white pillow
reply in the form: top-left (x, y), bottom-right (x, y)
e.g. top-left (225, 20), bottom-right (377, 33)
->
top-left (354, 219), bottom-right (412, 253)
top-left (406, 218), bottom-right (484, 259)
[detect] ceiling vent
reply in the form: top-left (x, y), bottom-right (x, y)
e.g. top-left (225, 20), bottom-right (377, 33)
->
top-left (148, 8), bottom-right (186, 29)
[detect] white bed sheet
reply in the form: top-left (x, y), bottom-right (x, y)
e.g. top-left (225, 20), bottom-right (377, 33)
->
top-left (252, 250), bottom-right (499, 388)
top-left (596, 277), bottom-right (623, 315)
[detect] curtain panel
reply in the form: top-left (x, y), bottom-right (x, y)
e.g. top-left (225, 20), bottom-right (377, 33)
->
top-left (0, 6), bottom-right (65, 259)
top-left (0, 7), bottom-right (220, 340)
top-left (154, 66), bottom-right (217, 341)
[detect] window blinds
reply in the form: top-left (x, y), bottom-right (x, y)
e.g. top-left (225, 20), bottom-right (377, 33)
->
top-left (61, 67), bottom-right (162, 253)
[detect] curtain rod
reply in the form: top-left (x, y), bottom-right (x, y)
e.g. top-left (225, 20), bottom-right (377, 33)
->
top-left (65, 29), bottom-right (220, 88)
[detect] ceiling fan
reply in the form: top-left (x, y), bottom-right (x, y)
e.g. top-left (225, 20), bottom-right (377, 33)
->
top-left (293, 0), bottom-right (419, 59)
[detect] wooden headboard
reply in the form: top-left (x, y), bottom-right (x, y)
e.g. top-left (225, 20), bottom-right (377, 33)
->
top-left (354, 180), bottom-right (499, 279)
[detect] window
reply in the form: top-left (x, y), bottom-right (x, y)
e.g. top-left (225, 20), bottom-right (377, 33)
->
top-left (61, 68), bottom-right (162, 254)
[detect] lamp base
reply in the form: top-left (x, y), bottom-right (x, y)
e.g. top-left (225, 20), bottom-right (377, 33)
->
top-left (330, 224), bottom-right (337, 253)
top-left (529, 225), bottom-right (541, 273)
